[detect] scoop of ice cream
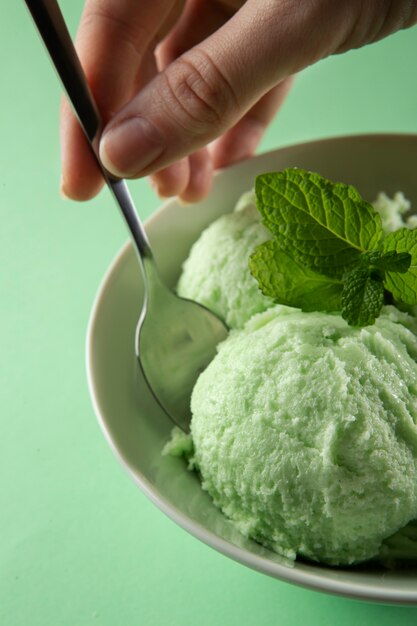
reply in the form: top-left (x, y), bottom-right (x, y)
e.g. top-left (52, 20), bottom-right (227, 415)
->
top-left (190, 305), bottom-right (417, 565)
top-left (177, 189), bottom-right (412, 330)
top-left (177, 191), bottom-right (273, 329)
top-left (373, 191), bottom-right (417, 232)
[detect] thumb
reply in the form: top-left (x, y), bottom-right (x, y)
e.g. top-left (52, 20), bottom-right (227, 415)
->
top-left (98, 0), bottom-right (355, 178)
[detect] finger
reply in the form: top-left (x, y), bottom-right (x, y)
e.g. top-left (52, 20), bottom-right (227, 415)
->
top-left (61, 0), bottom-right (184, 200)
top-left (156, 0), bottom-right (236, 70)
top-left (99, 0), bottom-right (358, 179)
top-left (150, 157), bottom-right (190, 197)
top-left (149, 0), bottom-right (231, 201)
top-left (60, 98), bottom-right (104, 200)
top-left (209, 77), bottom-right (294, 169)
top-left (152, 72), bottom-right (292, 202)
top-left (75, 0), bottom-right (184, 113)
top-left (61, 48), bottom-right (159, 200)
top-left (180, 148), bottom-right (213, 203)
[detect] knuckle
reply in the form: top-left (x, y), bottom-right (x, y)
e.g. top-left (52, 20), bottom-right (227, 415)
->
top-left (160, 50), bottom-right (238, 134)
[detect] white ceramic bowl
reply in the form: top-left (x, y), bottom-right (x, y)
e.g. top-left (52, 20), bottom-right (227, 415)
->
top-left (87, 135), bottom-right (417, 605)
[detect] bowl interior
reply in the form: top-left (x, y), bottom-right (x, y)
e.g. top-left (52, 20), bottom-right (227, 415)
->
top-left (87, 135), bottom-right (417, 604)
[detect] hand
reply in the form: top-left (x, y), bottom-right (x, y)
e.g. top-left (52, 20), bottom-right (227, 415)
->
top-left (60, 0), bottom-right (417, 202)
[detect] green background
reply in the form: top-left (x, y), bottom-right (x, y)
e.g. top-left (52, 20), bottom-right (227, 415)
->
top-left (1, 3), bottom-right (417, 624)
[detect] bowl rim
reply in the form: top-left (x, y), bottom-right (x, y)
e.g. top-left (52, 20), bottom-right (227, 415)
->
top-left (86, 133), bottom-right (417, 605)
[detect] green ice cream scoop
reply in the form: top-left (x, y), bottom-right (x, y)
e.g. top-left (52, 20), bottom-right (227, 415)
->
top-left (177, 192), bottom-right (273, 329)
top-left (190, 305), bottom-right (417, 565)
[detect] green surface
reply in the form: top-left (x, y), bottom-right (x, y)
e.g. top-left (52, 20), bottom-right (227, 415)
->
top-left (1, 2), bottom-right (417, 624)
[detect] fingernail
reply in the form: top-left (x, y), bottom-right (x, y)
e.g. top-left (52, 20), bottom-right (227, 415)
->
top-left (100, 116), bottom-right (164, 177)
top-left (60, 175), bottom-right (69, 199)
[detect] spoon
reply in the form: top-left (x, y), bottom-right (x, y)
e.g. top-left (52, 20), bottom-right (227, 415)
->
top-left (25, 0), bottom-right (228, 432)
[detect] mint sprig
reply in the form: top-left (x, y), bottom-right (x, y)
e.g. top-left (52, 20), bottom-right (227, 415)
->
top-left (383, 229), bottom-right (417, 304)
top-left (256, 169), bottom-right (382, 278)
top-left (341, 267), bottom-right (384, 327)
top-left (249, 169), bottom-right (417, 327)
top-left (249, 241), bottom-right (343, 311)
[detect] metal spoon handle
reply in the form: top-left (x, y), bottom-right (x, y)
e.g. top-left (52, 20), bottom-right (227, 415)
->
top-left (24, 0), bottom-right (154, 262)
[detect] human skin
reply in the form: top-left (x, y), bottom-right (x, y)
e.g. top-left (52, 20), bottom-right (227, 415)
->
top-left (60, 0), bottom-right (417, 202)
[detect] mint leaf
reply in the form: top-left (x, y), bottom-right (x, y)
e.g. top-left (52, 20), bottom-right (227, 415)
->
top-left (383, 229), bottom-right (417, 304)
top-left (250, 168), bottom-right (414, 327)
top-left (249, 240), bottom-right (343, 312)
top-left (361, 250), bottom-right (411, 273)
top-left (255, 169), bottom-right (383, 277)
top-left (266, 229), bottom-right (361, 278)
top-left (341, 268), bottom-right (384, 326)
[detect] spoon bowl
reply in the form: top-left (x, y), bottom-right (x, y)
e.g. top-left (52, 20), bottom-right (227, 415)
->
top-left (136, 259), bottom-right (227, 431)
